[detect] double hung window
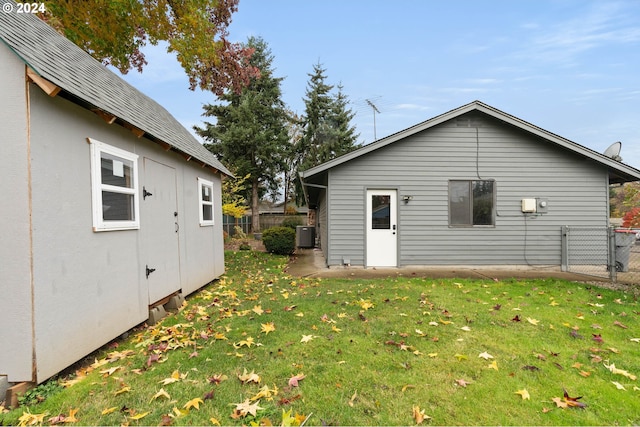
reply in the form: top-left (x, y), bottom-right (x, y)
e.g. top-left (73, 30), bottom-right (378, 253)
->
top-left (89, 138), bottom-right (139, 231)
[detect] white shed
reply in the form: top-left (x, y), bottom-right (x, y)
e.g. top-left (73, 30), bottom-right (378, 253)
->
top-left (0, 6), bottom-right (230, 385)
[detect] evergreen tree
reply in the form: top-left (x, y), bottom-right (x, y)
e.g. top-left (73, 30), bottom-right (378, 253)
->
top-left (196, 36), bottom-right (289, 232)
top-left (294, 63), bottom-right (359, 203)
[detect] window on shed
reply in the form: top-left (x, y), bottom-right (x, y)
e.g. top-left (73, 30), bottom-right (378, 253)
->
top-left (449, 180), bottom-right (495, 226)
top-left (198, 178), bottom-right (214, 226)
top-left (89, 138), bottom-right (139, 231)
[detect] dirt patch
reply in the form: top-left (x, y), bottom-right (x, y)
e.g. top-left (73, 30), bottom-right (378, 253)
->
top-left (224, 239), bottom-right (266, 252)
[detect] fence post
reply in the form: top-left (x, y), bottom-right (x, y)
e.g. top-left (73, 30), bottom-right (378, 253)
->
top-left (561, 226), bottom-right (569, 272)
top-left (608, 227), bottom-right (617, 282)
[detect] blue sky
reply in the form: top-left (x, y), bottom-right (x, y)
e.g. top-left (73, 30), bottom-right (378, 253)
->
top-left (120, 0), bottom-right (640, 168)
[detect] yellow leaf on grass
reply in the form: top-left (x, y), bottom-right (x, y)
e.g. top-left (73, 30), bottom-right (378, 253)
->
top-left (252, 305), bottom-right (264, 316)
top-left (114, 386), bottom-right (131, 395)
top-left (100, 366), bottom-right (121, 376)
top-left (300, 332), bottom-right (314, 342)
top-left (238, 368), bottom-right (261, 384)
top-left (331, 325), bottom-right (342, 333)
top-left (159, 370), bottom-right (182, 385)
top-left (18, 411), bottom-right (47, 426)
top-left (151, 388), bottom-right (171, 401)
top-left (549, 300), bottom-right (559, 306)
top-left (428, 353), bottom-right (438, 358)
top-left (184, 397), bottom-right (204, 410)
top-left (454, 354), bottom-right (468, 361)
top-left (412, 405), bottom-right (431, 424)
top-left (515, 389), bottom-right (530, 400)
top-left (101, 407), bottom-right (117, 415)
top-left (478, 351), bottom-right (494, 360)
top-left (612, 381), bottom-right (626, 390)
top-left (487, 360), bottom-right (499, 371)
top-left (261, 322), bottom-right (276, 335)
top-left (526, 317), bottom-right (539, 326)
top-left (64, 408), bottom-right (79, 423)
top-left (209, 417), bottom-right (221, 426)
top-left (129, 411), bottom-right (150, 421)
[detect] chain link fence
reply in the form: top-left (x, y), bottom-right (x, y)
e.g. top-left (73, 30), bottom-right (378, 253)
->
top-left (561, 226), bottom-right (640, 284)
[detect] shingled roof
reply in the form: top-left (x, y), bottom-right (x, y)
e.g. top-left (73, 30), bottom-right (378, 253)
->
top-left (0, 1), bottom-right (231, 176)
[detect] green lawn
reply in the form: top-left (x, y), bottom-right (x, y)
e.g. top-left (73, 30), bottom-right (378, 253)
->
top-left (2, 250), bottom-right (639, 426)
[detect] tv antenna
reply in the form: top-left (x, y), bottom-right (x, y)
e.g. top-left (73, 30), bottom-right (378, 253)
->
top-left (366, 99), bottom-right (381, 140)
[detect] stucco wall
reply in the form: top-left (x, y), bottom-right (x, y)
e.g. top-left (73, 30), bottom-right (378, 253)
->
top-left (25, 85), bottom-right (224, 382)
top-left (0, 42), bottom-right (34, 382)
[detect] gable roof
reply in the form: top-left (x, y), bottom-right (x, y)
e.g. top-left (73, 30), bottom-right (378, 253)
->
top-left (301, 100), bottom-right (640, 185)
top-left (0, 2), bottom-right (231, 176)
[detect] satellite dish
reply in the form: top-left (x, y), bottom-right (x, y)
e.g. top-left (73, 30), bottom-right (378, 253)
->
top-left (603, 141), bottom-right (622, 161)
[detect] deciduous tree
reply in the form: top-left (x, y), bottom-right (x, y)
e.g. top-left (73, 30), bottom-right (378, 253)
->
top-left (38, 0), bottom-right (257, 95)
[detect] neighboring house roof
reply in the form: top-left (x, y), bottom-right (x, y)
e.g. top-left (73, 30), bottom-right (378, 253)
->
top-left (258, 200), bottom-right (309, 215)
top-left (301, 100), bottom-right (640, 185)
top-left (0, 2), bottom-right (231, 176)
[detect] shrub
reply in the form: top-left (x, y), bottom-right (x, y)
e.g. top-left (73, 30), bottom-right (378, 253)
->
top-left (262, 226), bottom-right (296, 255)
top-left (281, 216), bottom-right (303, 229)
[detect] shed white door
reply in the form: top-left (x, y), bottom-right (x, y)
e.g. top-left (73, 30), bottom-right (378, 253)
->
top-left (142, 158), bottom-right (181, 304)
top-left (366, 189), bottom-right (397, 267)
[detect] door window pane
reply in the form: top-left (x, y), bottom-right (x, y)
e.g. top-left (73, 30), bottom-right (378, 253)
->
top-left (371, 195), bottom-right (391, 229)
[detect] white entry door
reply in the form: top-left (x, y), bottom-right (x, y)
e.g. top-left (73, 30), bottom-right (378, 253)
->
top-left (142, 158), bottom-right (181, 304)
top-left (366, 189), bottom-right (397, 267)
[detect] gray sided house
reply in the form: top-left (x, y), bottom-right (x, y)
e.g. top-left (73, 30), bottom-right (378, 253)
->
top-left (0, 8), bottom-right (231, 384)
top-left (301, 101), bottom-right (640, 268)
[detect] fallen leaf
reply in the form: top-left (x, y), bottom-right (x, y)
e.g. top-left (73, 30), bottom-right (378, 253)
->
top-left (101, 407), bottom-right (117, 415)
top-left (460, 326), bottom-right (471, 332)
top-left (238, 368), bottom-right (261, 384)
top-left (412, 405), bottom-right (431, 424)
top-left (288, 373), bottom-right (306, 387)
top-left (231, 399), bottom-right (263, 418)
top-left (456, 378), bottom-right (472, 387)
top-left (129, 411), bottom-right (150, 421)
top-left (560, 389), bottom-right (587, 408)
top-left (184, 398), bottom-right (204, 410)
top-left (100, 366), bottom-right (121, 376)
top-left (252, 305), bottom-right (264, 315)
top-left (151, 388), bottom-right (171, 401)
top-left (526, 317), bottom-right (539, 326)
top-left (487, 360), bottom-right (499, 371)
top-left (613, 320), bottom-right (628, 329)
top-left (209, 417), bottom-right (221, 426)
top-left (515, 389), bottom-right (530, 400)
top-left (612, 381), bottom-right (627, 390)
top-left (261, 322), bottom-right (276, 335)
top-left (114, 386), bottom-right (131, 395)
top-left (348, 391), bottom-right (358, 407)
top-left (454, 354), bottom-right (468, 361)
top-left (604, 362), bottom-right (637, 380)
top-left (300, 335), bottom-right (315, 343)
top-left (478, 351), bottom-right (494, 360)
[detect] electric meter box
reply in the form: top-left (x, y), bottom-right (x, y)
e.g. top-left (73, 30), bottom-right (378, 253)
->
top-left (521, 198), bottom-right (537, 213)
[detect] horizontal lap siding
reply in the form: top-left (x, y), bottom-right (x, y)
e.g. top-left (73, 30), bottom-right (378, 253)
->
top-left (326, 114), bottom-right (608, 266)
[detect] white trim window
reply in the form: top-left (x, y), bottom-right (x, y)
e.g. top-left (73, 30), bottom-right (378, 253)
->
top-left (198, 177), bottom-right (214, 226)
top-left (89, 138), bottom-right (140, 231)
